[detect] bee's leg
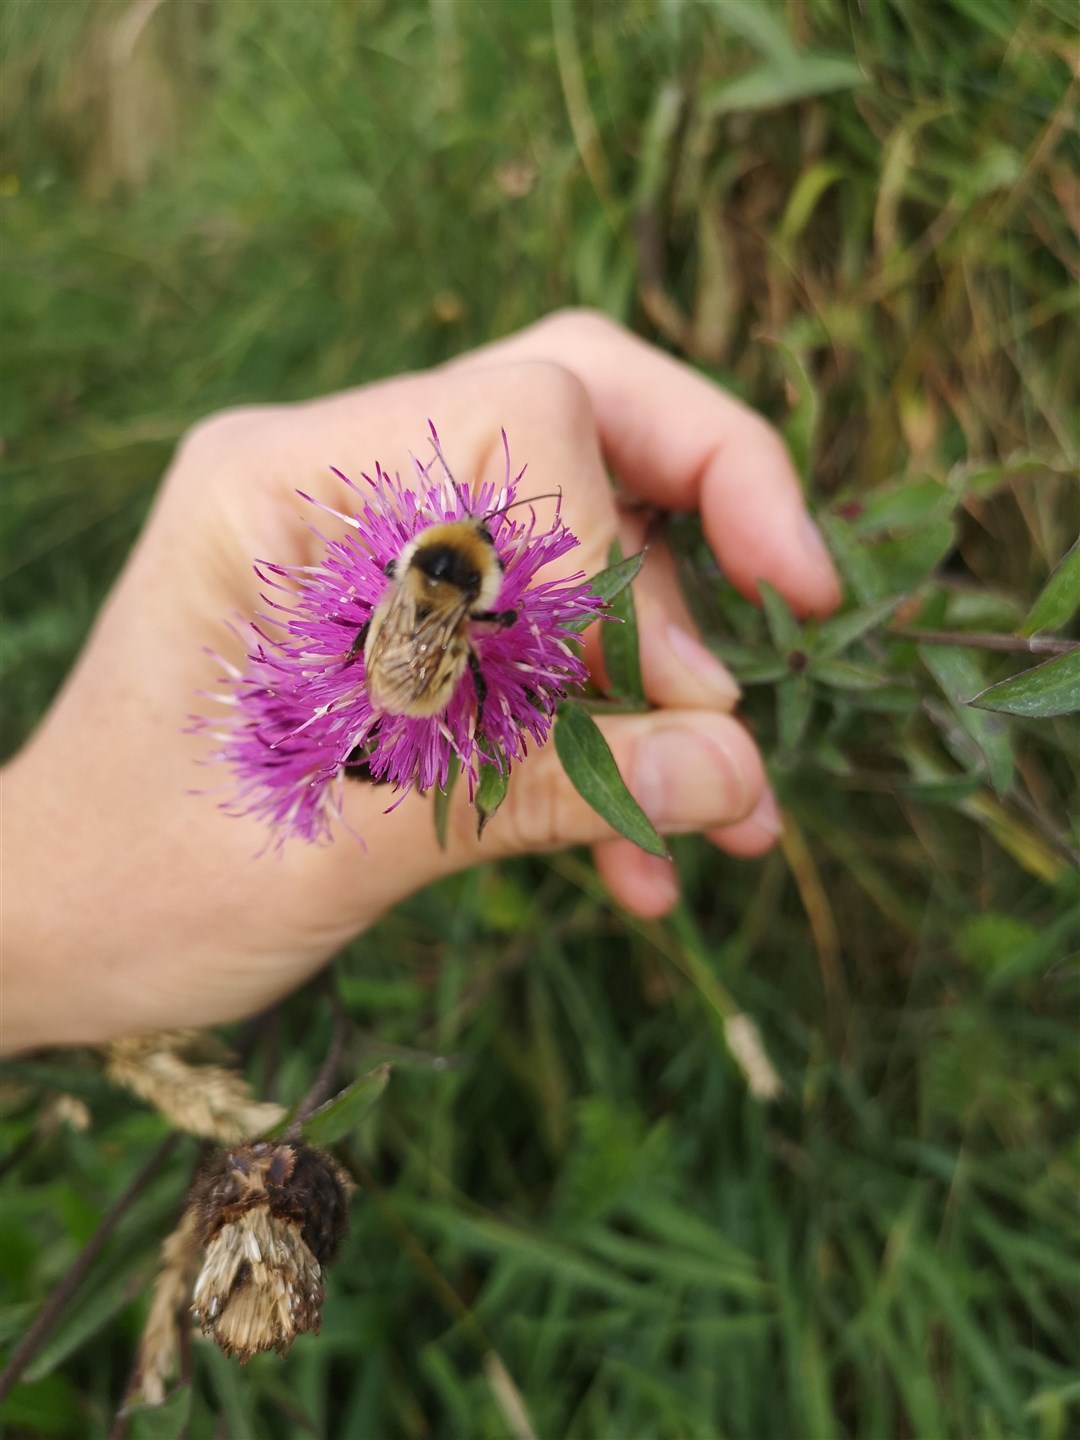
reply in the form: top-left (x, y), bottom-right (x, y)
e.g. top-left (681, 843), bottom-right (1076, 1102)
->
top-left (344, 732), bottom-right (390, 785)
top-left (345, 620), bottom-right (371, 664)
top-left (468, 649), bottom-right (488, 729)
top-left (471, 608), bottom-right (518, 628)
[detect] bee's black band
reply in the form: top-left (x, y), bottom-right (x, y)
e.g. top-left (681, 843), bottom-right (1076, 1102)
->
top-left (471, 608), bottom-right (517, 628)
top-left (412, 542), bottom-right (483, 598)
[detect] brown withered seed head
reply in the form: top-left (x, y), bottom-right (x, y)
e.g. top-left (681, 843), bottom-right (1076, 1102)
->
top-left (188, 1141), bottom-right (352, 1362)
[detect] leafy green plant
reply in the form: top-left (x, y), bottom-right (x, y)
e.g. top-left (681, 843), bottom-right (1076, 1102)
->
top-left (2, 1), bottom-right (1077, 1437)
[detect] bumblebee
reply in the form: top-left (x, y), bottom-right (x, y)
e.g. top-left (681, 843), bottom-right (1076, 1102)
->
top-left (354, 518), bottom-right (517, 720)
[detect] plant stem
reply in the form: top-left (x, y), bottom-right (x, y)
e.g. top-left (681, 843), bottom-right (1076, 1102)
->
top-left (0, 1134), bottom-right (181, 1402)
top-left (896, 629), bottom-right (1077, 655)
top-left (284, 991), bottom-right (351, 1139)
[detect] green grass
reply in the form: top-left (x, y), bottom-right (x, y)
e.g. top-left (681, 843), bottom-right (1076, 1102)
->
top-left (2, 1), bottom-right (1078, 1437)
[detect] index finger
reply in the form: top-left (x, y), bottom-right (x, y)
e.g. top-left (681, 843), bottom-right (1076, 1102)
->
top-left (448, 309), bottom-right (841, 619)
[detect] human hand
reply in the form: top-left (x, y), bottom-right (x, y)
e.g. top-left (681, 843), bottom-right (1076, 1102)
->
top-left (1, 311), bottom-right (840, 1052)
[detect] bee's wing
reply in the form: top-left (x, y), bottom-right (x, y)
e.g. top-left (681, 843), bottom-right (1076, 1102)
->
top-left (365, 589), bottom-right (472, 717)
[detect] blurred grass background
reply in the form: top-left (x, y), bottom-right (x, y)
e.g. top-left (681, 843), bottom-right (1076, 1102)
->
top-left (1, 0), bottom-right (1078, 1436)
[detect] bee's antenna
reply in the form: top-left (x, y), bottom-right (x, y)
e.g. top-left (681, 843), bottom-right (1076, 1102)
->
top-left (486, 490), bottom-right (563, 520)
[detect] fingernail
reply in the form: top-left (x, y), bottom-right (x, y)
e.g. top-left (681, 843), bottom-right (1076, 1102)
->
top-left (666, 622), bottom-right (741, 705)
top-left (632, 726), bottom-right (750, 830)
top-left (646, 855), bottom-right (680, 912)
top-left (744, 787), bottom-right (783, 841)
top-left (800, 514), bottom-right (834, 573)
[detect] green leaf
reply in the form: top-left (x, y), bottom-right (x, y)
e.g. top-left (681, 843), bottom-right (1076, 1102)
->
top-left (957, 913), bottom-right (1040, 978)
top-left (433, 753), bottom-right (460, 851)
top-left (300, 1065), bottom-right (390, 1147)
top-left (968, 648), bottom-right (1080, 719)
top-left (920, 647), bottom-right (1014, 792)
top-left (815, 595), bottom-right (903, 658)
top-left (576, 697), bottom-right (653, 716)
top-left (850, 479), bottom-right (958, 536)
top-left (1020, 540), bottom-right (1080, 635)
top-left (600, 540), bottom-right (645, 703)
top-left (776, 674), bottom-right (813, 760)
top-left (1, 1374), bottom-right (83, 1436)
top-left (475, 761), bottom-right (510, 838)
top-left (729, 657), bottom-right (789, 685)
top-left (984, 910), bottom-right (1080, 991)
top-left (125, 1386), bottom-right (193, 1440)
top-left (902, 775), bottom-right (984, 805)
top-left (564, 550), bottom-right (647, 633)
top-left (778, 162), bottom-right (846, 246)
top-left (554, 703), bottom-right (667, 857)
top-left (702, 55), bottom-right (863, 116)
top-left (633, 81), bottom-right (683, 208)
top-left (701, 0), bottom-right (799, 65)
top-left (25, 1250), bottom-right (147, 1381)
top-left (758, 580), bottom-right (801, 653)
top-left (769, 340), bottom-right (819, 480)
top-left (875, 522), bottom-right (956, 591)
top-left (819, 513), bottom-right (885, 603)
top-left (810, 658), bottom-right (886, 691)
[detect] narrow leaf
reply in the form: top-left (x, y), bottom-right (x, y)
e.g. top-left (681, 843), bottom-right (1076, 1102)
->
top-left (729, 657), bottom-right (789, 685)
top-left (475, 761), bottom-right (510, 838)
top-left (902, 775), bottom-right (984, 806)
top-left (702, 55), bottom-right (863, 116)
top-left (968, 648), bottom-right (1080, 719)
top-left (816, 595), bottom-right (903, 658)
top-left (875, 521), bottom-right (956, 591)
top-left (600, 540), bottom-right (645, 702)
top-left (850, 479), bottom-right (958, 536)
top-left (1020, 539), bottom-right (1080, 636)
top-left (920, 647), bottom-right (1014, 792)
top-left (125, 1386), bottom-right (193, 1440)
top-left (25, 1252), bottom-right (147, 1381)
top-left (564, 550), bottom-right (647, 632)
top-left (810, 658), bottom-right (887, 691)
top-left (300, 1065), bottom-right (390, 1147)
top-left (776, 674), bottom-right (813, 761)
top-left (554, 703), bottom-right (667, 856)
top-left (758, 580), bottom-right (802, 653)
top-left (819, 513), bottom-right (885, 603)
top-left (700, 0), bottom-right (798, 65)
top-left (769, 340), bottom-right (819, 480)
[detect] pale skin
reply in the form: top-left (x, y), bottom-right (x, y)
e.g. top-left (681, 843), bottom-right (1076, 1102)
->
top-left (0, 312), bottom-right (841, 1054)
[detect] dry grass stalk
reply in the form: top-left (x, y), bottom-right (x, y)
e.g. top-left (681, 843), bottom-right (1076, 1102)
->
top-left (723, 1014), bottom-right (784, 1102)
top-left (38, 1093), bottom-right (92, 1136)
top-left (130, 1206), bottom-right (202, 1406)
top-left (103, 1030), bottom-right (285, 1142)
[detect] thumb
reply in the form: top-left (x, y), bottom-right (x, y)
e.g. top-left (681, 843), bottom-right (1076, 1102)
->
top-left (456, 709), bottom-right (766, 863)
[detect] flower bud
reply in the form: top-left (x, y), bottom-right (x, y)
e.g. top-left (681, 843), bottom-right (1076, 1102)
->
top-left (188, 1140), bottom-right (352, 1362)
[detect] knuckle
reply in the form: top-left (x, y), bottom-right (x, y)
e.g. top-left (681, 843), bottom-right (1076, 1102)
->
top-left (742, 409), bottom-right (794, 468)
top-left (539, 307), bottom-right (623, 345)
top-left (174, 404), bottom-right (286, 471)
top-left (495, 757), bottom-right (570, 854)
top-left (507, 359), bottom-right (593, 430)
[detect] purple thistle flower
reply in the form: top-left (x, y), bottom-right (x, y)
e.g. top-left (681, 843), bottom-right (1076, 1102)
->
top-left (202, 425), bottom-right (604, 847)
top-left (196, 647), bottom-right (349, 849)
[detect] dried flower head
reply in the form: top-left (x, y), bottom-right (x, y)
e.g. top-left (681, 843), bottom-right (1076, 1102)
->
top-left (189, 1140), bottom-right (353, 1362)
top-left (104, 1029), bottom-right (286, 1141)
top-left (199, 424), bottom-right (603, 847)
